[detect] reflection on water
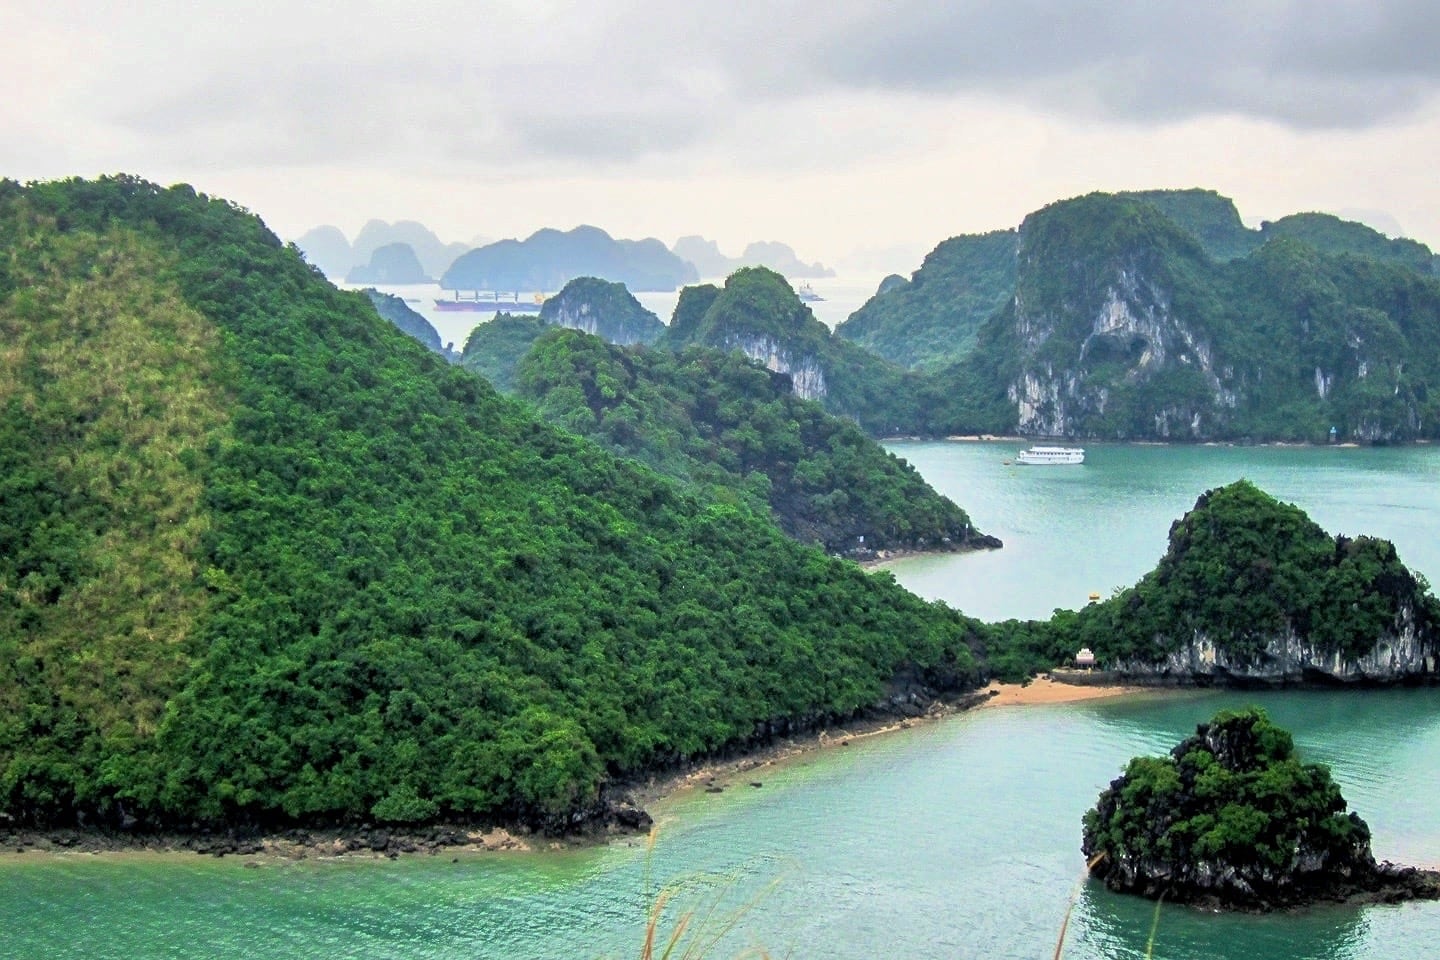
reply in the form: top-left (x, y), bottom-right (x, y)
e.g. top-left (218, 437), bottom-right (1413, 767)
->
top-left (1076, 881), bottom-right (1370, 960)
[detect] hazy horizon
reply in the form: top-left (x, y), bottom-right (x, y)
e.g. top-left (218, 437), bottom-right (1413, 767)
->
top-left (6, 2), bottom-right (1440, 271)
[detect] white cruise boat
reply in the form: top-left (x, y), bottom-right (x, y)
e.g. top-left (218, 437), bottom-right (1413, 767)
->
top-left (1015, 445), bottom-right (1085, 465)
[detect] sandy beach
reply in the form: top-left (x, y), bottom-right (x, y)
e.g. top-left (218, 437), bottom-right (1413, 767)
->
top-left (3, 680), bottom-right (1149, 861)
top-left (978, 676), bottom-right (1144, 707)
top-left (635, 678), bottom-right (1148, 807)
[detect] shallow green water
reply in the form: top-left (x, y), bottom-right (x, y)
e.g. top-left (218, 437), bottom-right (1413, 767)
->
top-left (4, 443), bottom-right (1438, 959)
top-left (883, 440), bottom-right (1440, 622)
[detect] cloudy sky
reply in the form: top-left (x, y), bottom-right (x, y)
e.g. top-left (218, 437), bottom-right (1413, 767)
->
top-left (6, 0), bottom-right (1440, 273)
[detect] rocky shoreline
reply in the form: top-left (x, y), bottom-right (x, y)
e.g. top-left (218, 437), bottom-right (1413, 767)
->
top-left (1083, 706), bottom-right (1440, 914)
top-left (1178, 862), bottom-right (1440, 913)
top-left (0, 688), bottom-right (999, 862)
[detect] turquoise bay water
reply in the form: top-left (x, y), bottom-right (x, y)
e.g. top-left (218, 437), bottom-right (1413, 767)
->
top-left (883, 441), bottom-right (1440, 622)
top-left (4, 444), bottom-right (1439, 959)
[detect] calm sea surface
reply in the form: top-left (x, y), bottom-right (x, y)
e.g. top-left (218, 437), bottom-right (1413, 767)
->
top-left (4, 442), bottom-right (1438, 959)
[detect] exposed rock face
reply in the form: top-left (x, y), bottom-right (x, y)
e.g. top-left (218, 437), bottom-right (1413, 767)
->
top-left (985, 192), bottom-right (1438, 442)
top-left (1079, 482), bottom-right (1440, 687)
top-left (539, 276), bottom-right (664, 345)
top-left (1008, 249), bottom-right (1229, 439)
top-left (662, 267), bottom-right (836, 402)
top-left (719, 332), bottom-right (827, 400)
top-left (1082, 708), bottom-right (1440, 910)
top-left (1113, 607), bottom-right (1439, 685)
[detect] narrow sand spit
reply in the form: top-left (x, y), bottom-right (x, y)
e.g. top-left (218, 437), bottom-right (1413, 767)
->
top-left (979, 676), bottom-right (1143, 707)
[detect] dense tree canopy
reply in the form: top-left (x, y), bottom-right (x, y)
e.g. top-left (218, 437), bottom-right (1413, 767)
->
top-left (848, 190), bottom-right (1440, 441)
top-left (984, 481), bottom-right (1440, 681)
top-left (1082, 707), bottom-right (1377, 907)
top-left (835, 230), bottom-right (1016, 370)
top-left (0, 176), bottom-right (986, 834)
top-left (515, 329), bottom-right (993, 554)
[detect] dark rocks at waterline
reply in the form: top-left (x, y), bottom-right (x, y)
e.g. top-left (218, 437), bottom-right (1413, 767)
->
top-left (1082, 707), bottom-right (1440, 911)
top-left (1088, 854), bottom-right (1440, 912)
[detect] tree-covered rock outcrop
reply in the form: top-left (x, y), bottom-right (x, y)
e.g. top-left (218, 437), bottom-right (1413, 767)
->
top-left (845, 189), bottom-right (1440, 442)
top-left (0, 175), bottom-right (988, 837)
top-left (514, 328), bottom-right (998, 555)
top-left (1082, 707), bottom-right (1440, 909)
top-left (538, 276), bottom-right (665, 345)
top-left (362, 289), bottom-right (456, 359)
top-left (1118, 188), bottom-right (1259, 263)
top-left (986, 481), bottom-right (1440, 683)
top-left (836, 230), bottom-right (1016, 370)
top-left (662, 267), bottom-right (924, 434)
top-left (345, 241), bottom-right (432, 284)
top-left (457, 277), bottom-right (665, 388)
top-left (1260, 213), bottom-right (1438, 275)
top-left (937, 194), bottom-right (1440, 441)
top-left (442, 225), bottom-right (698, 293)
top-left (459, 313), bottom-right (551, 392)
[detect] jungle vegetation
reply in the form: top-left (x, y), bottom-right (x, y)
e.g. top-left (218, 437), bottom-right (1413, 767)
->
top-left (514, 328), bottom-right (991, 554)
top-left (0, 175), bottom-right (985, 834)
top-left (4, 176), bottom-right (1435, 842)
top-left (983, 481), bottom-right (1440, 681)
top-left (1082, 707), bottom-right (1377, 907)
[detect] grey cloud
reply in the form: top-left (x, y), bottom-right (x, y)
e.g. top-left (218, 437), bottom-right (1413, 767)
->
top-left (20, 0), bottom-right (1440, 183)
top-left (800, 0), bottom-right (1440, 128)
top-left (507, 111), bottom-right (711, 162)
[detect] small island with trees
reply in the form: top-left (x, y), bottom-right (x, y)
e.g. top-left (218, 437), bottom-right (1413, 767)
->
top-left (1082, 707), bottom-right (1440, 911)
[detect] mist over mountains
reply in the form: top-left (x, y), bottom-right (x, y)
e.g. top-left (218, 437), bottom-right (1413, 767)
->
top-left (672, 236), bottom-right (835, 280)
top-left (294, 220), bottom-right (483, 280)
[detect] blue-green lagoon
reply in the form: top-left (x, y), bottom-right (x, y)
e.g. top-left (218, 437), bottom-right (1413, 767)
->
top-left (4, 442), bottom-right (1438, 959)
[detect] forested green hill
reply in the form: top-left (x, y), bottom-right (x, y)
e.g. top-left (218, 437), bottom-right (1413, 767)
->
top-left (0, 176), bottom-right (986, 834)
top-left (918, 193), bottom-right (1440, 441)
top-left (837, 190), bottom-right (1440, 443)
top-left (662, 267), bottom-right (924, 435)
top-left (514, 329), bottom-right (997, 554)
top-left (987, 481), bottom-right (1440, 681)
top-left (835, 230), bottom-right (1016, 370)
top-left (1261, 213), bottom-right (1438, 274)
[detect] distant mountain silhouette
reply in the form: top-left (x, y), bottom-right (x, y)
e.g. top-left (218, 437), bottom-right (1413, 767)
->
top-left (672, 235), bottom-right (834, 279)
top-left (442, 225), bottom-right (698, 293)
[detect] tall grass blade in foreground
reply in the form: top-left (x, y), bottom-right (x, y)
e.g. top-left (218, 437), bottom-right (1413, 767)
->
top-left (632, 826), bottom-right (784, 959)
top-left (1143, 894), bottom-right (1164, 960)
top-left (1054, 852), bottom-right (1107, 960)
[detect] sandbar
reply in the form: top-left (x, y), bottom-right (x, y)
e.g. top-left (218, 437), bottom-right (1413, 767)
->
top-left (979, 676), bottom-right (1144, 707)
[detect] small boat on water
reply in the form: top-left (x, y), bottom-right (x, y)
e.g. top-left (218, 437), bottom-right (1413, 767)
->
top-left (796, 282), bottom-right (825, 302)
top-left (1015, 445), bottom-right (1085, 465)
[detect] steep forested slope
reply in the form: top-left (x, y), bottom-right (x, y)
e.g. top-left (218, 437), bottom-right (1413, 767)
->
top-left (835, 230), bottom-right (1016, 369)
top-left (837, 189), bottom-right (1440, 442)
top-left (0, 176), bottom-right (986, 834)
top-left (925, 193), bottom-right (1440, 441)
top-left (515, 329), bottom-right (996, 554)
top-left (987, 481), bottom-right (1440, 682)
top-left (662, 267), bottom-right (923, 434)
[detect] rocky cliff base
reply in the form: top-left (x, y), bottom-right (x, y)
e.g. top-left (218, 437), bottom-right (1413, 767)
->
top-left (1082, 707), bottom-right (1440, 912)
top-left (1092, 851), bottom-right (1440, 912)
